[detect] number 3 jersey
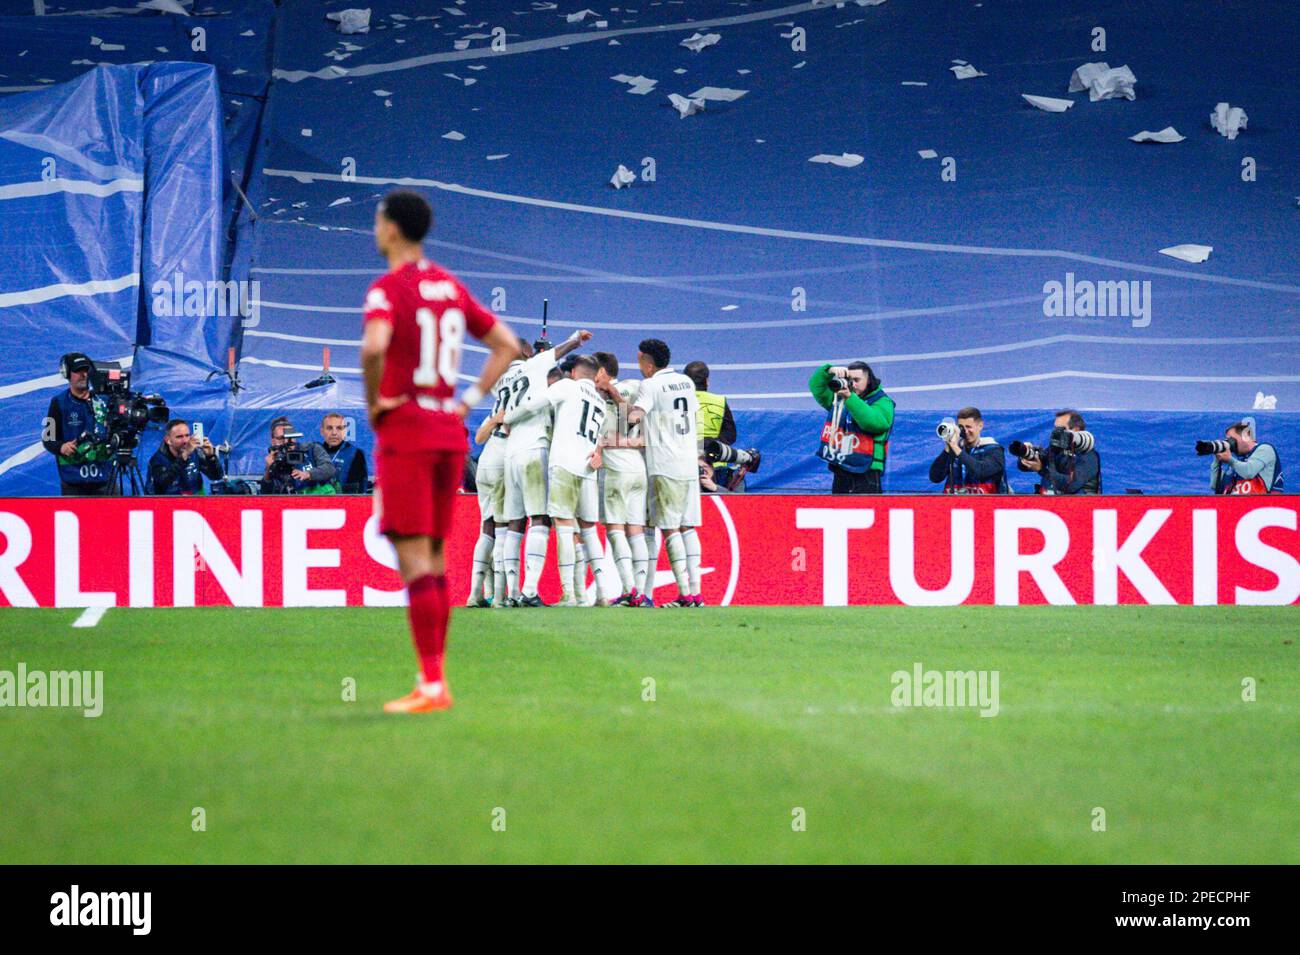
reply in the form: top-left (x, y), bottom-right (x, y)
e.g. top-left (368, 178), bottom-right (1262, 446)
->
top-left (363, 259), bottom-right (497, 452)
top-left (547, 377), bottom-right (606, 479)
top-left (634, 367), bottom-right (700, 481)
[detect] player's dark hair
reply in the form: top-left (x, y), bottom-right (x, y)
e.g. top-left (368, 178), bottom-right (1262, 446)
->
top-left (1055, 409), bottom-right (1085, 430)
top-left (165, 419), bottom-right (188, 436)
top-left (683, 360), bottom-right (709, 390)
top-left (848, 361), bottom-right (880, 394)
top-left (956, 406), bottom-right (982, 422)
top-left (570, 355), bottom-right (600, 378)
top-left (378, 190), bottom-right (433, 242)
top-left (592, 351), bottom-right (619, 377)
top-left (638, 338), bottom-right (670, 370)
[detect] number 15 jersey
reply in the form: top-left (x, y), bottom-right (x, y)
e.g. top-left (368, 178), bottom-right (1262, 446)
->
top-left (363, 258), bottom-right (497, 452)
top-left (547, 376), bottom-right (606, 479)
top-left (634, 368), bottom-right (700, 480)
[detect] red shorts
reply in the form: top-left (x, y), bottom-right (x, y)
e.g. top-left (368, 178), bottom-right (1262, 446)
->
top-left (374, 447), bottom-right (465, 539)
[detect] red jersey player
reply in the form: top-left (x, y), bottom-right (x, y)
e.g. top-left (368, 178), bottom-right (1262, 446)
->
top-left (361, 191), bottom-right (519, 713)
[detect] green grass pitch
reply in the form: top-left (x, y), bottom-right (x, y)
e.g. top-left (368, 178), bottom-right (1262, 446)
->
top-left (0, 605), bottom-right (1295, 864)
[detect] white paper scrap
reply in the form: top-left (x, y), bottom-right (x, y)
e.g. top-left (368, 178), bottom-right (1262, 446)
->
top-left (1158, 244), bottom-right (1213, 264)
top-left (326, 9), bottom-right (372, 34)
top-left (610, 164), bottom-right (636, 188)
top-left (1068, 61), bottom-right (1136, 101)
top-left (612, 73), bottom-right (657, 94)
top-left (688, 86), bottom-right (747, 102)
top-left (680, 31), bottom-right (720, 52)
top-left (1210, 102), bottom-right (1248, 139)
top-left (1129, 126), bottom-right (1184, 143)
top-left (667, 93), bottom-right (706, 117)
top-left (1022, 94), bottom-right (1073, 112)
top-left (809, 153), bottom-right (864, 168)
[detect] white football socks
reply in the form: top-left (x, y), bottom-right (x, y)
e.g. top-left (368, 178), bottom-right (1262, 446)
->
top-left (556, 525), bottom-right (576, 603)
top-left (522, 524), bottom-right (551, 598)
top-left (469, 532), bottom-right (494, 602)
top-left (664, 531), bottom-right (690, 596)
top-left (492, 525), bottom-right (508, 604)
top-left (607, 529), bottom-right (634, 594)
top-left (580, 526), bottom-right (614, 601)
top-left (504, 529), bottom-right (524, 599)
top-left (629, 531), bottom-right (649, 596)
top-left (682, 527), bottom-right (702, 597)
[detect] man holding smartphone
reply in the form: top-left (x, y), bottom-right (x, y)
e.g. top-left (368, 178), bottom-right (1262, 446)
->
top-left (146, 419), bottom-right (223, 495)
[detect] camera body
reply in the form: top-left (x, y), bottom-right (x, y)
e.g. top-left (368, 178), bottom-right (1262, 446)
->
top-left (68, 358), bottom-right (169, 456)
top-left (269, 431), bottom-right (308, 473)
top-left (1049, 426), bottom-right (1095, 454)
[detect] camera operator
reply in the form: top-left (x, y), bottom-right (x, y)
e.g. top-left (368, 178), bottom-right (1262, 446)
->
top-left (684, 360), bottom-right (760, 491)
top-left (809, 361), bottom-right (894, 494)
top-left (260, 416), bottom-right (338, 494)
top-left (41, 352), bottom-right (114, 496)
top-left (1204, 417), bottom-right (1283, 494)
top-left (928, 407), bottom-right (1008, 494)
top-left (320, 412), bottom-right (369, 493)
top-left (146, 420), bottom-right (223, 495)
top-left (1013, 409), bottom-right (1101, 494)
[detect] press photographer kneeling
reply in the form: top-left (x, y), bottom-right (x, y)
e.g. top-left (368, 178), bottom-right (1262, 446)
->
top-left (929, 407), bottom-right (1007, 493)
top-left (261, 416), bottom-right (338, 494)
top-left (1010, 409), bottom-right (1101, 495)
top-left (1200, 416), bottom-right (1284, 494)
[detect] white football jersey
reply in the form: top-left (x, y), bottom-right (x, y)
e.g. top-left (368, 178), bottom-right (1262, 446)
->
top-left (503, 349), bottom-right (558, 456)
top-left (547, 376), bottom-right (605, 479)
top-left (634, 367), bottom-right (699, 480)
top-left (600, 378), bottom-right (645, 474)
top-left (477, 359), bottom-right (526, 470)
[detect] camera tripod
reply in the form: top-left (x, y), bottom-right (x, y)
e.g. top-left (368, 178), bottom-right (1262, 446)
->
top-left (107, 450), bottom-right (146, 496)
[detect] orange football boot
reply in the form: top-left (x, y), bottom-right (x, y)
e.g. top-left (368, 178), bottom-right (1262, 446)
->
top-left (383, 683), bottom-right (453, 713)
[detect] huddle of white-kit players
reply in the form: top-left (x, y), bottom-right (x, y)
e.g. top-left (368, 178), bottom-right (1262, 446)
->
top-left (468, 331), bottom-right (707, 609)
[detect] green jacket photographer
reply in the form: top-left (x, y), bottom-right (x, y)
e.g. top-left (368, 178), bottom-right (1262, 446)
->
top-left (809, 362), bottom-right (895, 494)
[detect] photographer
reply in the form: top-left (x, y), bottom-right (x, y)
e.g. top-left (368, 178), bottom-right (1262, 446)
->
top-left (809, 361), bottom-right (894, 494)
top-left (146, 420), bottom-right (223, 495)
top-left (684, 360), bottom-right (760, 491)
top-left (41, 352), bottom-right (114, 496)
top-left (1206, 417), bottom-right (1283, 494)
top-left (320, 412), bottom-right (369, 494)
top-left (928, 407), bottom-right (1008, 494)
top-left (1013, 409), bottom-right (1101, 495)
top-left (260, 416), bottom-right (338, 494)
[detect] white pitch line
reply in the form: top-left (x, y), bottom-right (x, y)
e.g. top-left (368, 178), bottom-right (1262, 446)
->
top-left (72, 606), bottom-right (108, 628)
